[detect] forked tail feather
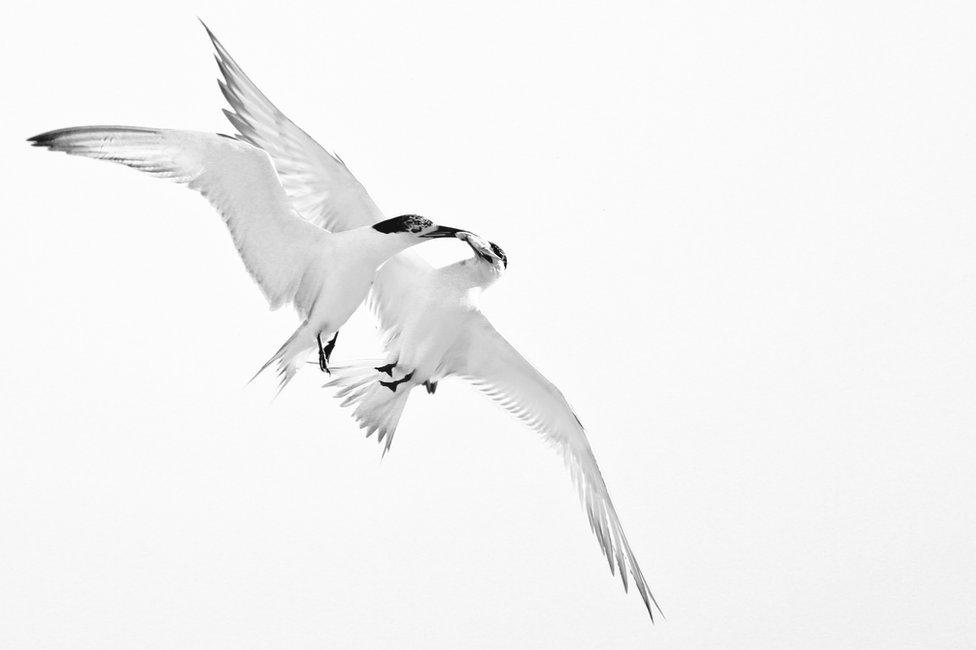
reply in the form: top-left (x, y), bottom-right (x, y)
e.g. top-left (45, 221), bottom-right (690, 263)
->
top-left (250, 322), bottom-right (316, 393)
top-left (326, 359), bottom-right (415, 455)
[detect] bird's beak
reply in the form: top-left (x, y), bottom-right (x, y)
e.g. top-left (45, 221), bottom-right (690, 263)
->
top-left (420, 226), bottom-right (464, 239)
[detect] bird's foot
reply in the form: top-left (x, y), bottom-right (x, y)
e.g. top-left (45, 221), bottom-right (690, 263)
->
top-left (379, 371), bottom-right (414, 392)
top-left (323, 332), bottom-right (338, 364)
top-left (424, 380), bottom-right (438, 395)
top-left (316, 333), bottom-right (333, 374)
top-left (374, 361), bottom-right (397, 376)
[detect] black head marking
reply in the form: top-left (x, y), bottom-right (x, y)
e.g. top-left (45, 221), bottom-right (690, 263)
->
top-left (489, 242), bottom-right (508, 268)
top-left (372, 214), bottom-right (433, 234)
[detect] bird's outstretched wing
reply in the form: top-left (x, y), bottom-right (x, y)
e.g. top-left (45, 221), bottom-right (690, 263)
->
top-left (203, 22), bottom-right (384, 233)
top-left (456, 313), bottom-right (662, 621)
top-left (202, 22), bottom-right (431, 331)
top-left (29, 126), bottom-right (330, 315)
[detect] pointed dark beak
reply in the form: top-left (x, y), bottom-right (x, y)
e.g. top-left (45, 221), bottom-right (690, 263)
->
top-left (420, 225), bottom-right (464, 239)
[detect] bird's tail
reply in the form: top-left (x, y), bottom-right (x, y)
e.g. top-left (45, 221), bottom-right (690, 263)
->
top-left (325, 359), bottom-right (414, 455)
top-left (251, 322), bottom-right (316, 393)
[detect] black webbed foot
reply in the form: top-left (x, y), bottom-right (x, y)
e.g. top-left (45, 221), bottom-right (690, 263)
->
top-left (379, 371), bottom-right (414, 392)
top-left (316, 334), bottom-right (328, 373)
top-left (424, 380), bottom-right (438, 395)
top-left (317, 332), bottom-right (338, 374)
top-left (374, 361), bottom-right (397, 376)
top-left (323, 331), bottom-right (338, 364)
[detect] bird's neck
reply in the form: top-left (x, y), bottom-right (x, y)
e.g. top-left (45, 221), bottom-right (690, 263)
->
top-left (350, 229), bottom-right (417, 267)
top-left (441, 258), bottom-right (500, 291)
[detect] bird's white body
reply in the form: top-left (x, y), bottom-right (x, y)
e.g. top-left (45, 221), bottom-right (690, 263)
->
top-left (325, 252), bottom-right (505, 445)
top-left (254, 225), bottom-right (428, 385)
top-left (381, 257), bottom-right (498, 384)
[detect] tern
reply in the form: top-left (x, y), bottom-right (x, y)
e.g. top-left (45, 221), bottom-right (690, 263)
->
top-left (27, 127), bottom-right (469, 389)
top-left (204, 24), bottom-right (662, 620)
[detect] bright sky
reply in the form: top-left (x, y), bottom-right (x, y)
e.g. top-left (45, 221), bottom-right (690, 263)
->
top-left (2, 1), bottom-right (975, 648)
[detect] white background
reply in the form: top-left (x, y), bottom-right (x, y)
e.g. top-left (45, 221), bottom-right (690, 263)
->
top-left (2, 1), bottom-right (974, 648)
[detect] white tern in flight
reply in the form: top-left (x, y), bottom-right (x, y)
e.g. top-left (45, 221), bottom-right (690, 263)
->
top-left (204, 23), bottom-right (662, 620)
top-left (28, 128), bottom-right (470, 390)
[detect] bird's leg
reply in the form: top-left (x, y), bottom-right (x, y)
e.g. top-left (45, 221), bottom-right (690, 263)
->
top-left (424, 380), bottom-right (438, 395)
top-left (316, 333), bottom-right (331, 374)
top-left (379, 371), bottom-right (414, 392)
top-left (322, 331), bottom-right (338, 364)
top-left (374, 360), bottom-right (397, 376)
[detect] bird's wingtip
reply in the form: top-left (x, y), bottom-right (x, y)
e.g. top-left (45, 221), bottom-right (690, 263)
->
top-left (198, 17), bottom-right (224, 49)
top-left (27, 131), bottom-right (54, 148)
top-left (641, 588), bottom-right (665, 624)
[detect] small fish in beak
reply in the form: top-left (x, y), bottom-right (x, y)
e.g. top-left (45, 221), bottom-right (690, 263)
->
top-left (458, 231), bottom-right (505, 266)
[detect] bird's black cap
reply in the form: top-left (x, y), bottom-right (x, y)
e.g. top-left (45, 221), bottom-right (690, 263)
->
top-left (372, 214), bottom-right (432, 234)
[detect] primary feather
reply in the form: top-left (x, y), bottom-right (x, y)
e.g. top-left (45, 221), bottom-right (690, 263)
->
top-left (459, 315), bottom-right (661, 618)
